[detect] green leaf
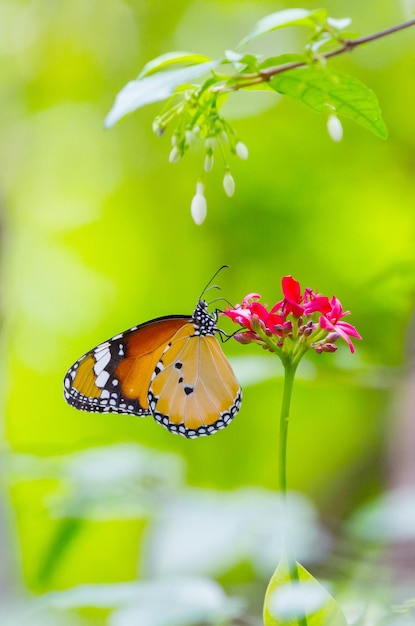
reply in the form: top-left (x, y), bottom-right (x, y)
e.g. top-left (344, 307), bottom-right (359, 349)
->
top-left (269, 65), bottom-right (388, 139)
top-left (264, 559), bottom-right (348, 626)
top-left (224, 50), bottom-right (260, 73)
top-left (105, 60), bottom-right (220, 127)
top-left (238, 8), bottom-right (329, 47)
top-left (137, 51), bottom-right (213, 78)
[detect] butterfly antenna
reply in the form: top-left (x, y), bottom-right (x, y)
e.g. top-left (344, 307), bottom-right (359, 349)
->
top-left (199, 265), bottom-right (229, 301)
top-left (208, 296), bottom-right (233, 310)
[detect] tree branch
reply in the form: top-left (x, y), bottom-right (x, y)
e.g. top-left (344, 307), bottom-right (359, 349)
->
top-left (226, 18), bottom-right (415, 91)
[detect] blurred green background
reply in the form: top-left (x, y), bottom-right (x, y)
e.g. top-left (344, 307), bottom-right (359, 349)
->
top-left (1, 0), bottom-right (415, 624)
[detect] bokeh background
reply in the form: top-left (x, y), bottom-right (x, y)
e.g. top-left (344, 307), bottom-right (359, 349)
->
top-left (1, 0), bottom-right (415, 624)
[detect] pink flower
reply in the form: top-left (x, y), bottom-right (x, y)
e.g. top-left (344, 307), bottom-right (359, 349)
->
top-left (319, 296), bottom-right (362, 353)
top-left (223, 275), bottom-right (361, 356)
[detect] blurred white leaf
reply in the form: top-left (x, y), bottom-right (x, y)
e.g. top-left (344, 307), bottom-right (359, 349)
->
top-left (43, 578), bottom-right (243, 626)
top-left (348, 488), bottom-right (415, 541)
top-left (8, 444), bottom-right (185, 519)
top-left (109, 578), bottom-right (243, 626)
top-left (142, 488), bottom-right (327, 578)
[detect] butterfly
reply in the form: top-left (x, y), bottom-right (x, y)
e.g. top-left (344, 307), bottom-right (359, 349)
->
top-left (63, 277), bottom-right (241, 439)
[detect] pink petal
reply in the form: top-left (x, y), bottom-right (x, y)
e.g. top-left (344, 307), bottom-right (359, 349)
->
top-left (303, 296), bottom-right (331, 315)
top-left (266, 313), bottom-right (285, 334)
top-left (336, 321), bottom-right (362, 340)
top-left (282, 276), bottom-right (301, 302)
top-left (242, 293), bottom-right (261, 306)
top-left (250, 302), bottom-right (270, 322)
top-left (270, 299), bottom-right (284, 314)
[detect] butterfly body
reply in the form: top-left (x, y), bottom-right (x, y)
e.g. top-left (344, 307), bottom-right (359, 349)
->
top-left (64, 301), bottom-right (241, 438)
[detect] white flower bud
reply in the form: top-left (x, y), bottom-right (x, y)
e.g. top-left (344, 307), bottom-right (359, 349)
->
top-left (204, 152), bottom-right (214, 172)
top-left (152, 119), bottom-right (160, 134)
top-left (223, 171), bottom-right (235, 197)
top-left (191, 182), bottom-right (207, 225)
top-left (168, 146), bottom-right (180, 163)
top-left (235, 141), bottom-right (249, 160)
top-left (221, 131), bottom-right (229, 143)
top-left (192, 125), bottom-right (201, 135)
top-left (205, 137), bottom-right (218, 150)
top-left (185, 130), bottom-right (196, 146)
top-left (171, 134), bottom-right (178, 147)
top-left (327, 114), bottom-right (343, 142)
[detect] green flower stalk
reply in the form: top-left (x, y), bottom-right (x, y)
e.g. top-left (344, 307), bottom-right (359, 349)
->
top-left (223, 276), bottom-right (360, 625)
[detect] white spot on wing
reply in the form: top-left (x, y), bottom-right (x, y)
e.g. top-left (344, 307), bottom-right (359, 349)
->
top-left (95, 341), bottom-right (111, 352)
top-left (93, 348), bottom-right (111, 376)
top-left (95, 370), bottom-right (110, 388)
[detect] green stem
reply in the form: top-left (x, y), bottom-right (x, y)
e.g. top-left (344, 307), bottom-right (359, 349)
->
top-left (280, 361), bottom-right (309, 626)
top-left (279, 363), bottom-right (297, 496)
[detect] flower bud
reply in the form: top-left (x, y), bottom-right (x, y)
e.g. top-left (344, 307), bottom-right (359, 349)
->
top-left (326, 332), bottom-right (340, 343)
top-left (249, 313), bottom-right (266, 334)
top-left (205, 137), bottom-right (218, 150)
top-left (190, 182), bottom-right (207, 225)
top-left (327, 114), bottom-right (343, 142)
top-left (185, 130), bottom-right (197, 146)
top-left (299, 321), bottom-right (316, 336)
top-left (204, 151), bottom-right (214, 172)
top-left (235, 141), bottom-right (249, 160)
top-left (152, 119), bottom-right (164, 136)
top-left (221, 131), bottom-right (229, 143)
top-left (168, 146), bottom-right (180, 163)
top-left (234, 332), bottom-right (253, 344)
top-left (223, 171), bottom-right (235, 197)
top-left (322, 343), bottom-right (338, 352)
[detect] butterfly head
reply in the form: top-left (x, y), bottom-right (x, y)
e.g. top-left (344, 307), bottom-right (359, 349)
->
top-left (192, 300), bottom-right (218, 336)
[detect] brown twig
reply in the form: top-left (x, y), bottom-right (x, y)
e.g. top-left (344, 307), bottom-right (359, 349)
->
top-left (221, 18), bottom-right (415, 91)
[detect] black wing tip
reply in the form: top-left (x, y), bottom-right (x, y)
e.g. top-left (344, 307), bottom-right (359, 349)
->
top-left (63, 389), bottom-right (150, 417)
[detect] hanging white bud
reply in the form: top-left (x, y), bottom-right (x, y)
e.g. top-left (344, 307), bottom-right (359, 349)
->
top-left (152, 119), bottom-right (164, 136)
top-left (327, 114), bottom-right (343, 142)
top-left (223, 171), bottom-right (235, 197)
top-left (235, 141), bottom-right (249, 160)
top-left (221, 131), bottom-right (229, 143)
top-left (190, 182), bottom-right (207, 225)
top-left (185, 130), bottom-right (197, 146)
top-left (171, 134), bottom-right (178, 147)
top-left (192, 125), bottom-right (201, 135)
top-left (204, 152), bottom-right (214, 172)
top-left (168, 146), bottom-right (180, 163)
top-left (205, 137), bottom-right (218, 150)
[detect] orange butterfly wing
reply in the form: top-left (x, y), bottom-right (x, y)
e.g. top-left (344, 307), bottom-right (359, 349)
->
top-left (64, 316), bottom-right (190, 416)
top-left (148, 325), bottom-right (241, 437)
